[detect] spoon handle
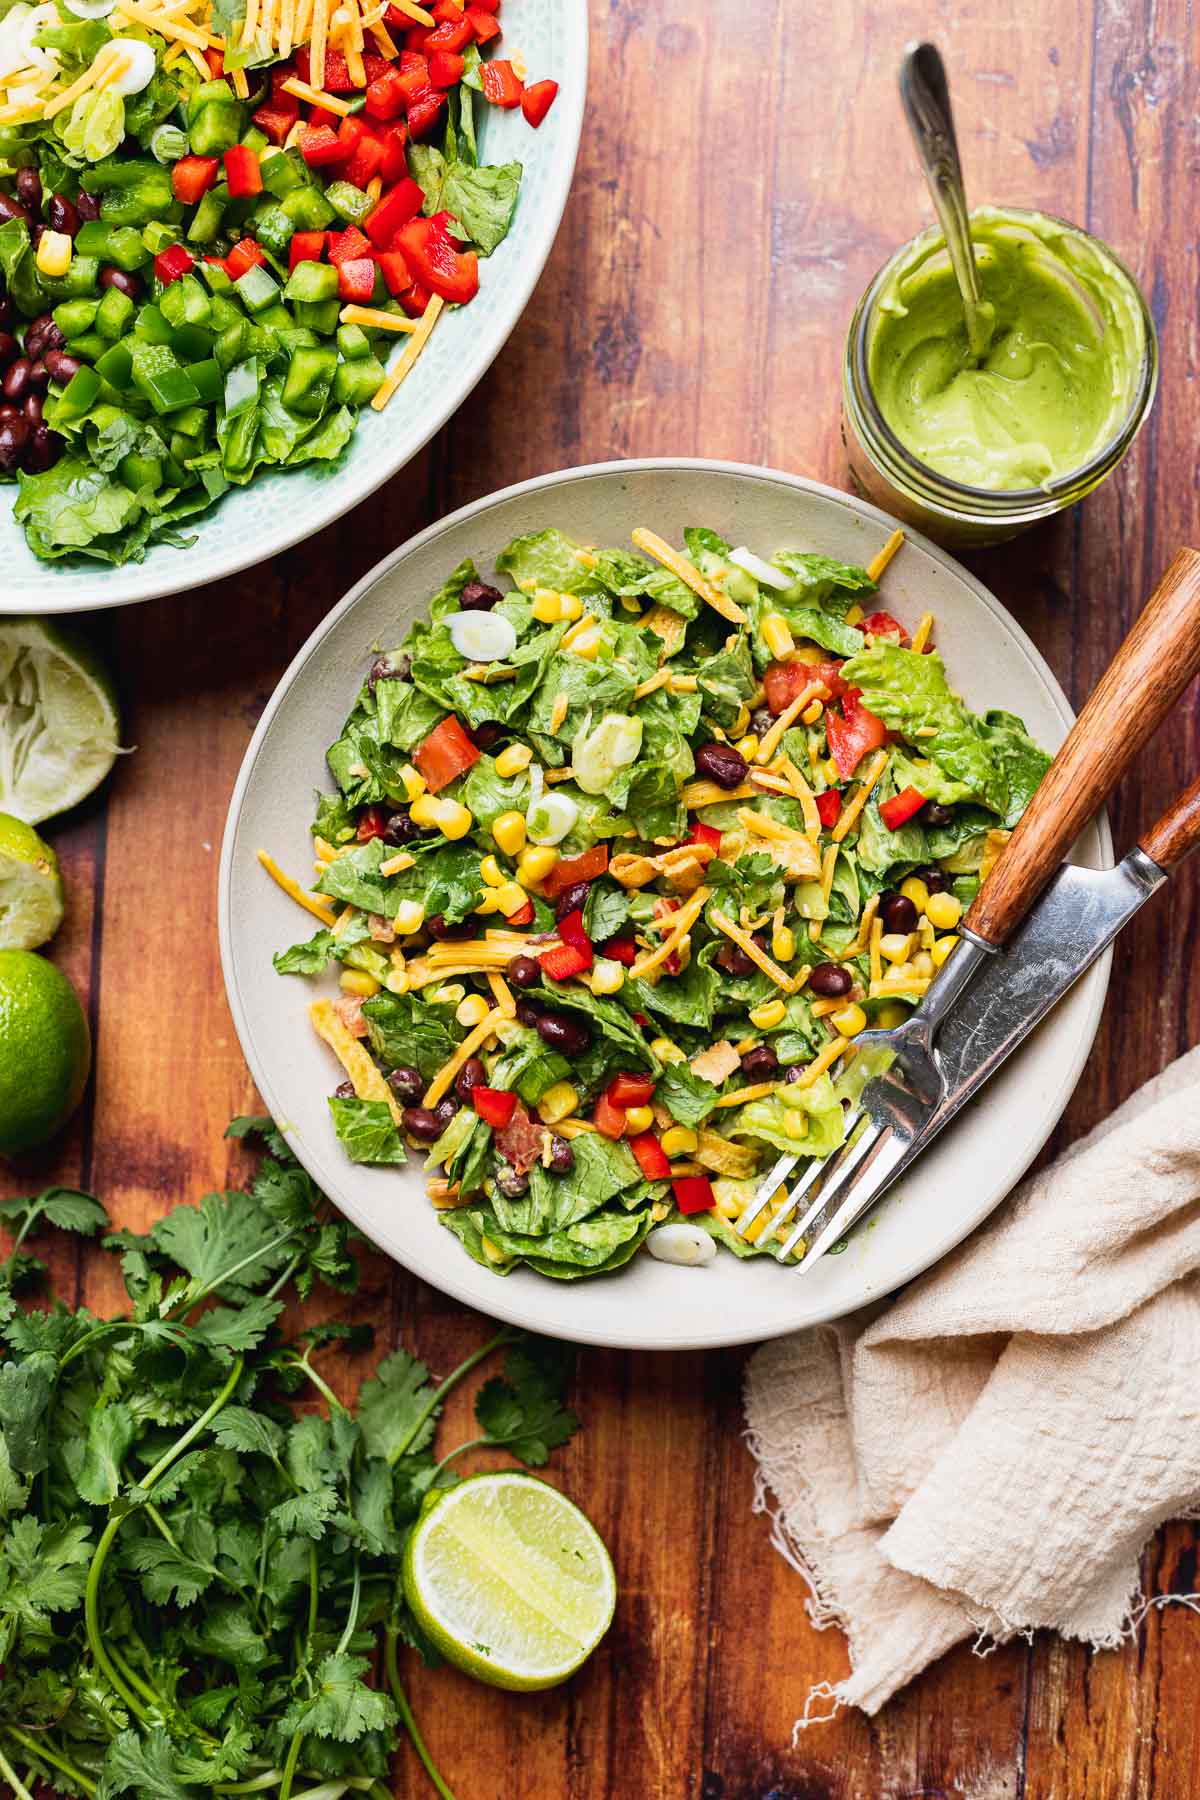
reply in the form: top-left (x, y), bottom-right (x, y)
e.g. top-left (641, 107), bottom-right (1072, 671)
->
top-left (899, 42), bottom-right (991, 358)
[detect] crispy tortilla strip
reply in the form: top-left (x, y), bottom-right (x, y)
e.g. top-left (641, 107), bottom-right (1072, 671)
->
top-left (310, 999), bottom-right (403, 1124)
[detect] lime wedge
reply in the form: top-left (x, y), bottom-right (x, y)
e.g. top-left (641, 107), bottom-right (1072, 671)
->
top-left (0, 949), bottom-right (91, 1156)
top-left (0, 813), bottom-right (64, 950)
top-left (402, 1471), bottom-right (616, 1690)
top-left (0, 618), bottom-right (122, 824)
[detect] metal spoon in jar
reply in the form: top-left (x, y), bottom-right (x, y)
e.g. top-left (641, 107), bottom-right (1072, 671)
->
top-left (899, 41), bottom-right (995, 360)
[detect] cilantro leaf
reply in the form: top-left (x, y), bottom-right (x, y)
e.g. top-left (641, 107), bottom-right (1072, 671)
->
top-left (270, 1487), bottom-right (341, 1541)
top-left (123, 1537), bottom-right (215, 1607)
top-left (0, 1349), bottom-right (57, 1474)
top-left (0, 1516), bottom-right (93, 1621)
top-left (149, 1190), bottom-right (292, 1304)
top-left (358, 1348), bottom-right (437, 1464)
top-left (278, 1653), bottom-right (398, 1742)
top-left (474, 1339), bottom-right (578, 1467)
top-left (98, 1728), bottom-right (196, 1800)
top-left (68, 1401), bottom-right (136, 1505)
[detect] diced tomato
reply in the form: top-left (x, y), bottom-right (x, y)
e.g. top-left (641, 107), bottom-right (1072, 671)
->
top-left (406, 89), bottom-right (447, 138)
top-left (356, 804), bottom-right (388, 841)
top-left (472, 1086), bottom-right (517, 1128)
top-left (673, 1174), bottom-right (715, 1215)
top-left (607, 1073), bottom-right (655, 1108)
top-left (364, 66), bottom-right (408, 120)
top-left (336, 258), bottom-right (377, 303)
top-left (879, 786), bottom-right (928, 832)
top-left (364, 177), bottom-right (424, 248)
top-left (520, 77), bottom-right (558, 127)
top-left (763, 657), bottom-right (847, 714)
top-left (424, 14), bottom-right (473, 51)
top-left (376, 120), bottom-right (409, 183)
top-left (401, 282), bottom-right (432, 317)
top-left (428, 48), bottom-right (465, 85)
top-left (480, 57), bottom-right (523, 106)
top-left (374, 249), bottom-right (413, 296)
top-left (294, 45), bottom-right (354, 91)
top-left (466, 5), bottom-right (501, 41)
top-left (327, 224), bottom-right (372, 265)
top-left (153, 242), bottom-right (194, 284)
top-left (592, 1092), bottom-right (627, 1141)
top-left (342, 134), bottom-right (386, 188)
top-left (225, 238), bottom-right (267, 278)
top-left (539, 942), bottom-right (591, 983)
top-left (299, 124), bottom-right (345, 167)
top-left (252, 104), bottom-right (296, 146)
top-left (223, 143), bottom-right (262, 198)
top-left (504, 896), bottom-right (534, 927)
top-left (629, 1132), bottom-right (671, 1181)
top-left (815, 787), bottom-right (842, 829)
top-left (204, 46), bottom-right (224, 77)
top-left (556, 909), bottom-right (593, 962)
top-left (413, 714), bottom-right (481, 791)
top-left (601, 936), bottom-right (637, 965)
top-left (541, 844), bottom-right (609, 900)
top-left (860, 609), bottom-right (910, 646)
top-left (170, 154), bottom-right (219, 205)
top-left (825, 691), bottom-right (888, 780)
top-left (688, 820), bottom-right (722, 855)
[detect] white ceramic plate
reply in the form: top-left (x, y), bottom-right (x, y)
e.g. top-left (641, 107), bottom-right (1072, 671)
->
top-left (2, 0), bottom-right (587, 614)
top-left (219, 460), bottom-right (1112, 1350)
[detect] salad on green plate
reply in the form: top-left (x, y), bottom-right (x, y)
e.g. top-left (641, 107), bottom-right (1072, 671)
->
top-left (264, 520), bottom-right (1050, 1279)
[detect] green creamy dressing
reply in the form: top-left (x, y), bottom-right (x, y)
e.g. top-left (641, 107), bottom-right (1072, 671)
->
top-left (867, 208), bottom-right (1146, 491)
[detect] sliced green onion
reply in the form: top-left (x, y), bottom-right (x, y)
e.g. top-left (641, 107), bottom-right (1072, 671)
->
top-left (150, 123), bottom-right (188, 164)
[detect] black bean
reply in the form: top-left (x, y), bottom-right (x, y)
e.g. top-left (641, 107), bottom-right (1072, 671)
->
top-left (514, 996), bottom-right (544, 1027)
top-left (917, 866), bottom-right (948, 894)
top-left (785, 1063), bottom-right (804, 1084)
top-left (716, 941), bottom-right (757, 978)
top-left (46, 194), bottom-right (80, 239)
top-left (26, 359), bottom-right (49, 394)
top-left (426, 912), bottom-right (471, 941)
top-left (14, 168), bottom-right (41, 213)
top-left (460, 579), bottom-right (503, 611)
top-left (923, 802), bottom-right (954, 828)
top-left (334, 1079), bottom-right (356, 1098)
top-left (0, 416), bottom-right (29, 472)
top-left (99, 265), bottom-right (141, 300)
top-left (23, 314), bottom-right (64, 359)
top-left (880, 893), bottom-right (918, 935)
top-left (536, 1011), bottom-right (590, 1056)
top-left (554, 881), bottom-right (591, 921)
top-left (809, 962), bottom-right (852, 998)
top-left (30, 222), bottom-right (44, 248)
top-left (42, 348), bottom-right (82, 385)
top-left (0, 333), bottom-right (17, 371)
top-left (387, 1065), bottom-right (423, 1104)
top-left (471, 721), bottom-right (503, 751)
top-left (750, 707), bottom-right (775, 737)
top-left (0, 195), bottom-right (30, 229)
top-left (0, 404), bottom-right (18, 423)
top-left (433, 1096), bottom-right (458, 1129)
top-left (494, 1163), bottom-right (529, 1198)
top-left (75, 189), bottom-right (101, 222)
top-left (22, 391), bottom-right (41, 426)
top-left (368, 652), bottom-right (410, 690)
top-left (548, 1135), bottom-right (575, 1174)
top-left (24, 424), bottom-right (62, 473)
top-left (454, 1056), bottom-right (486, 1104)
top-left (383, 808), bottom-right (421, 846)
top-left (2, 358), bottom-right (32, 403)
top-left (740, 1045), bottom-right (779, 1080)
top-left (507, 955), bottom-right (540, 989)
top-left (401, 1106), bottom-right (443, 1143)
top-left (693, 741), bottom-right (748, 789)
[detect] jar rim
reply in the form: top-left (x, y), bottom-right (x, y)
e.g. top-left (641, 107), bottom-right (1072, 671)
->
top-left (846, 206), bottom-right (1159, 515)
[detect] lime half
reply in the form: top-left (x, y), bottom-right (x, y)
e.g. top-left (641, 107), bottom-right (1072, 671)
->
top-left (0, 949), bottom-right (91, 1156)
top-left (0, 814), bottom-right (64, 950)
top-left (403, 1471), bottom-right (616, 1690)
top-left (0, 618), bottom-right (121, 824)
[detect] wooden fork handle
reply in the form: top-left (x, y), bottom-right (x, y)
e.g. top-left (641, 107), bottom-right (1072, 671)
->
top-left (966, 547), bottom-right (1200, 947)
top-left (1138, 772), bottom-right (1200, 871)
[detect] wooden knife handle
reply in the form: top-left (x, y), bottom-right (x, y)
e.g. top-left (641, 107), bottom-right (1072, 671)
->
top-left (1138, 772), bottom-right (1200, 871)
top-left (965, 547), bottom-right (1200, 947)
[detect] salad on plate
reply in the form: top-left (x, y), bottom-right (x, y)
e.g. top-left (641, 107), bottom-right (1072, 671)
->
top-left (0, 0), bottom-right (555, 563)
top-left (263, 521), bottom-right (1051, 1279)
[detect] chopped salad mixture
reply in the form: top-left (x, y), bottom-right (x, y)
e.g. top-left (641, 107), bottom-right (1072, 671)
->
top-left (0, 0), bottom-right (555, 564)
top-left (265, 521), bottom-right (1050, 1279)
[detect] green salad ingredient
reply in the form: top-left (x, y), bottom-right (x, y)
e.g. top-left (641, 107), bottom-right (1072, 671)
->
top-left (0, 812), bottom-right (63, 949)
top-left (0, 618), bottom-right (121, 824)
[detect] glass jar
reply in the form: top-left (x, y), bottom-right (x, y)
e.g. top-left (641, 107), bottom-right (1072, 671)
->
top-left (841, 208), bottom-right (1158, 549)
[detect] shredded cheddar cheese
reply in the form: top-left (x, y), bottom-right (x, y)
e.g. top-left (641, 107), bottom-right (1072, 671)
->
top-left (423, 1010), bottom-right (505, 1108)
top-left (710, 909), bottom-right (796, 993)
top-left (866, 528), bottom-right (905, 584)
top-left (910, 611), bottom-right (934, 654)
top-left (629, 886), bottom-right (710, 981)
top-left (797, 1036), bottom-right (851, 1088)
top-left (257, 850), bottom-right (337, 927)
top-left (631, 528), bottom-right (747, 625)
top-left (370, 293), bottom-right (444, 410)
top-left (831, 749), bottom-right (889, 844)
top-left (281, 75), bottom-right (353, 113)
top-left (755, 682), bottom-right (826, 766)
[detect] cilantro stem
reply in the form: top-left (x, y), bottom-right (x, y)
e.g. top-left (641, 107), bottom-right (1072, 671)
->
top-left (384, 1628), bottom-right (458, 1800)
top-left (295, 1354), bottom-right (345, 1414)
top-left (0, 1746), bottom-right (38, 1800)
top-left (171, 1225), bottom-right (300, 1315)
top-left (278, 1729), bottom-right (305, 1800)
top-left (4, 1730), bottom-right (96, 1797)
top-left (214, 1774), bottom-right (288, 1794)
top-left (387, 1329), bottom-right (515, 1467)
top-left (426, 1436), bottom-right (487, 1487)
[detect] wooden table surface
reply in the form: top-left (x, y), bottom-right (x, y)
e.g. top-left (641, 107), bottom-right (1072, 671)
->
top-left (8, 1), bottom-right (1200, 1795)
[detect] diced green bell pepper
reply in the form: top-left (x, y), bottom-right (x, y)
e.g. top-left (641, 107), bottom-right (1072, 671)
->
top-left (214, 317), bottom-right (252, 370)
top-left (336, 322), bottom-right (371, 360)
top-left (234, 261), bottom-right (280, 314)
top-left (285, 259), bottom-right (339, 304)
top-left (188, 358), bottom-right (223, 403)
top-left (323, 181), bottom-right (372, 225)
top-left (42, 255), bottom-right (102, 300)
top-left (160, 453), bottom-right (187, 487)
top-left (333, 353), bottom-right (385, 407)
top-left (55, 365), bottom-right (101, 417)
top-left (273, 326), bottom-right (320, 353)
top-left (130, 341), bottom-right (202, 414)
top-left (119, 451), bottom-right (162, 492)
top-left (90, 158), bottom-right (180, 227)
top-left (52, 298), bottom-right (100, 340)
top-left (250, 202), bottom-right (295, 260)
top-left (198, 258), bottom-right (234, 294)
top-left (282, 344), bottom-right (337, 417)
top-left (188, 188), bottom-right (227, 244)
top-left (261, 150), bottom-right (306, 198)
top-left (256, 301), bottom-right (293, 331)
top-left (142, 219), bottom-right (178, 254)
top-left (61, 331), bottom-right (107, 362)
top-left (291, 297), bottom-right (340, 335)
top-left (94, 341), bottom-right (134, 390)
top-left (134, 303), bottom-right (172, 345)
top-left (75, 222), bottom-right (149, 269)
top-left (169, 322), bottom-right (215, 363)
top-left (168, 404), bottom-right (208, 439)
top-left (280, 185), bottom-right (335, 231)
top-left (159, 274), bottom-right (211, 328)
top-left (95, 286), bottom-right (135, 340)
top-left (240, 125), bottom-right (270, 156)
top-left (187, 84), bottom-right (244, 157)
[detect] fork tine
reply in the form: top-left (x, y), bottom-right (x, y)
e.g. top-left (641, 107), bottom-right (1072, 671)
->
top-left (791, 1123), bottom-right (913, 1271)
top-left (733, 1150), bottom-right (798, 1237)
top-left (754, 1152), bottom-right (830, 1242)
top-left (775, 1114), bottom-right (885, 1261)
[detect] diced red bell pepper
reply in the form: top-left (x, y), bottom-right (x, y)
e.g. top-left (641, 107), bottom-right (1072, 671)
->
top-left (431, 0), bottom-right (464, 20)
top-left (629, 1132), bottom-right (671, 1181)
top-left (397, 211), bottom-right (478, 301)
top-left (406, 89), bottom-right (447, 139)
top-left (384, 2), bottom-right (420, 25)
top-left (294, 45), bottom-right (354, 91)
top-left (480, 57), bottom-right (523, 106)
top-left (688, 820), bottom-right (722, 855)
top-left (154, 242), bottom-right (194, 284)
top-left (299, 124), bottom-right (346, 167)
top-left (607, 1072), bottom-right (655, 1108)
top-left (764, 657), bottom-right (848, 714)
top-left (306, 105), bottom-right (340, 131)
top-left (472, 1085), bottom-right (517, 1128)
top-left (376, 120), bottom-right (409, 183)
top-left (860, 610), bottom-right (910, 646)
top-left (401, 282), bottom-right (432, 317)
top-left (815, 787), bottom-right (842, 829)
top-left (252, 104), bottom-right (296, 146)
top-left (425, 14), bottom-right (473, 51)
top-left (673, 1174), bottom-right (715, 1215)
top-left (223, 143), bottom-right (262, 198)
top-left (356, 804), bottom-right (388, 841)
top-left (428, 48), bottom-right (465, 85)
top-left (541, 844), bottom-right (609, 900)
top-left (204, 46), bottom-right (225, 77)
top-left (592, 1092), bottom-right (627, 1141)
top-left (468, 0), bottom-right (499, 10)
top-left (225, 237), bottom-right (267, 276)
top-left (374, 249), bottom-right (413, 296)
top-left (520, 77), bottom-right (558, 127)
top-left (825, 690), bottom-right (888, 780)
top-left (361, 51), bottom-right (391, 79)
top-left (364, 66), bottom-right (408, 120)
top-left (556, 910), bottom-right (593, 964)
top-left (539, 942), bottom-right (591, 983)
top-left (466, 5), bottom-right (501, 41)
top-left (288, 230), bottom-right (327, 271)
top-left (601, 936), bottom-right (637, 966)
top-left (395, 50), bottom-right (432, 103)
top-left (879, 786), bottom-right (928, 832)
top-left (632, 1012), bottom-right (650, 1028)
top-left (170, 154), bottom-right (219, 205)
top-left (404, 22), bottom-right (432, 49)
top-left (413, 714), bottom-right (481, 791)
top-left (505, 896), bottom-right (534, 927)
top-left (337, 257), bottom-right (378, 303)
top-left (327, 224), bottom-right (372, 265)
top-left (270, 65), bottom-right (302, 109)
top-left (364, 177), bottom-right (424, 248)
top-left (342, 135), bottom-right (386, 189)
top-left (335, 114), bottom-right (367, 155)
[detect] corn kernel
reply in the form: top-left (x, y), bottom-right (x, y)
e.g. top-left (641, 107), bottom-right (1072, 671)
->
top-left (761, 611), bottom-right (796, 659)
top-left (568, 626), bottom-right (601, 659)
top-left (749, 997), bottom-right (787, 1030)
top-left (660, 1125), bottom-right (698, 1158)
top-left (910, 951), bottom-right (935, 979)
top-left (35, 229), bottom-right (72, 278)
top-left (624, 1104), bottom-right (655, 1135)
top-left (410, 793), bottom-right (440, 826)
top-left (559, 592), bottom-right (584, 621)
top-left (400, 763), bottom-right (426, 801)
top-left (531, 589), bottom-right (563, 623)
top-left (931, 933), bottom-right (960, 969)
top-left (392, 898), bottom-right (425, 934)
top-left (492, 810), bottom-right (527, 856)
top-left (772, 924), bottom-right (796, 963)
top-left (831, 1002), bottom-right (867, 1037)
top-left (735, 734), bottom-right (760, 760)
top-left (742, 1209), bottom-right (769, 1244)
top-left (481, 1235), bottom-right (508, 1265)
top-left (730, 705), bottom-right (752, 739)
top-left (474, 890), bottom-right (502, 914)
top-left (538, 1081), bottom-right (579, 1124)
top-left (650, 1035), bottom-right (687, 1065)
top-left (591, 957), bottom-right (625, 995)
top-left (428, 982), bottom-right (464, 1006)
top-left (495, 882), bottom-right (527, 917)
top-left (845, 602), bottom-right (864, 626)
top-left (900, 875), bottom-right (929, 915)
top-left (480, 854), bottom-right (506, 888)
top-left (494, 743), bottom-right (533, 778)
top-left (784, 1109), bottom-right (807, 1140)
top-left (340, 969), bottom-right (380, 997)
top-left (455, 993), bottom-right (490, 1027)
top-left (876, 1002), bottom-right (907, 1028)
top-left (517, 845), bottom-right (559, 886)
top-left (925, 891), bottom-right (962, 931)
top-left (436, 800), bottom-right (473, 841)
top-left (385, 968), bottom-right (410, 995)
top-left (824, 757), bottom-right (840, 784)
top-left (879, 931), bottom-right (913, 966)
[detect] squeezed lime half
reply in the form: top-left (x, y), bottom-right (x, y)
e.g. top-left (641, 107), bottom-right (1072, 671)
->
top-left (0, 813), bottom-right (64, 950)
top-left (0, 618), bottom-right (121, 824)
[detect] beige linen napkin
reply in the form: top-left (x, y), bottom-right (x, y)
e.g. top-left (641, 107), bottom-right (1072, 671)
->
top-left (744, 1044), bottom-right (1200, 1722)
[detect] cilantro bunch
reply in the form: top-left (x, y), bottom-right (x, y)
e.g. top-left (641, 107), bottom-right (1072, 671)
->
top-left (0, 1120), bottom-right (579, 1800)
